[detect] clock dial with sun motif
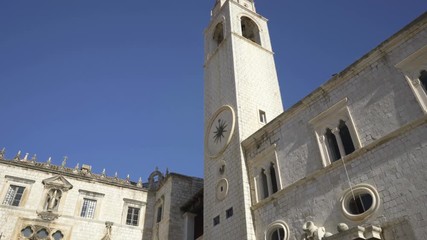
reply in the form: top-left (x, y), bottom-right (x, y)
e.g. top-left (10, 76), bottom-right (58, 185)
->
top-left (205, 105), bottom-right (235, 158)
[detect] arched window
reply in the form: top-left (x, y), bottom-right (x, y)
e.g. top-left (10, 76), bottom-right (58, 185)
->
top-left (241, 16), bottom-right (260, 44)
top-left (270, 163), bottom-right (278, 194)
top-left (338, 120), bottom-right (355, 155)
top-left (261, 169), bottom-right (269, 199)
top-left (266, 221), bottom-right (289, 240)
top-left (419, 70), bottom-right (427, 91)
top-left (213, 22), bottom-right (224, 46)
top-left (325, 128), bottom-right (341, 162)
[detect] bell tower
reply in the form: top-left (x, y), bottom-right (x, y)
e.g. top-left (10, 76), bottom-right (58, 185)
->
top-left (203, 0), bottom-right (283, 239)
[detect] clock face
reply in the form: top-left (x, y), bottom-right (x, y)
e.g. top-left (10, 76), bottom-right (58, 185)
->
top-left (205, 105), bottom-right (235, 158)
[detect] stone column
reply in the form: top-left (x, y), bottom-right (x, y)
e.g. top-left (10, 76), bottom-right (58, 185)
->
top-left (332, 128), bottom-right (346, 158)
top-left (254, 174), bottom-right (261, 202)
top-left (319, 135), bottom-right (331, 165)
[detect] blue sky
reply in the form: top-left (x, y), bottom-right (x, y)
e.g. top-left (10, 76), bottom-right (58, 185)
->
top-left (0, 1), bottom-right (426, 181)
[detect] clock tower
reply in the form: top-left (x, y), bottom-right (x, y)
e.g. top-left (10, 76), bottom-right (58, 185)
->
top-left (204, 0), bottom-right (283, 239)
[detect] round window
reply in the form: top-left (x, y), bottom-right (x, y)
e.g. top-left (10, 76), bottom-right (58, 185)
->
top-left (341, 184), bottom-right (380, 221)
top-left (265, 220), bottom-right (290, 240)
top-left (216, 178), bottom-right (229, 201)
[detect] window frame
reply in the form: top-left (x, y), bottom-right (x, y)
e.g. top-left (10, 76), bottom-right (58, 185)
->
top-left (76, 189), bottom-right (104, 220)
top-left (3, 184), bottom-right (25, 206)
top-left (259, 110), bottom-right (267, 124)
top-left (265, 220), bottom-right (290, 240)
top-left (395, 45), bottom-right (427, 113)
top-left (250, 144), bottom-right (283, 203)
top-left (80, 198), bottom-right (97, 219)
top-left (18, 224), bottom-right (67, 240)
top-left (340, 183), bottom-right (380, 221)
top-left (240, 16), bottom-right (261, 45)
top-left (309, 98), bottom-right (361, 167)
top-left (126, 206), bottom-right (140, 226)
top-left (1, 175), bottom-right (35, 208)
top-left (122, 198), bottom-right (145, 227)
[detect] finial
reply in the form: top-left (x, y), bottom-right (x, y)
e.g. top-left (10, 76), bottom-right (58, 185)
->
top-left (155, 166), bottom-right (159, 171)
top-left (31, 154), bottom-right (37, 162)
top-left (73, 163), bottom-right (79, 173)
top-left (46, 157), bottom-right (52, 165)
top-left (62, 156), bottom-right (68, 167)
top-left (114, 172), bottom-right (118, 179)
top-left (137, 177), bottom-right (143, 187)
top-left (0, 148), bottom-right (5, 159)
top-left (23, 153), bottom-right (29, 161)
top-left (101, 168), bottom-right (106, 177)
top-left (14, 150), bottom-right (21, 160)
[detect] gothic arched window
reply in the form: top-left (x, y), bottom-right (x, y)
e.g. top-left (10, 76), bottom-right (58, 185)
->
top-left (261, 169), bottom-right (269, 199)
top-left (270, 163), bottom-right (278, 194)
top-left (241, 16), bottom-right (260, 44)
top-left (325, 128), bottom-right (341, 162)
top-left (338, 120), bottom-right (355, 155)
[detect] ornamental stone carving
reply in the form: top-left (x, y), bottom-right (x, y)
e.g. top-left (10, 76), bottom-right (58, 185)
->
top-left (301, 221), bottom-right (332, 240)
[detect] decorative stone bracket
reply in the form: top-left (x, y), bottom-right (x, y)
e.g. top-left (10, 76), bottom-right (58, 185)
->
top-left (37, 211), bottom-right (60, 221)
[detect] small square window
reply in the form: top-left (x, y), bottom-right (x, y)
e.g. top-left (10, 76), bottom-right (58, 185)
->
top-left (126, 207), bottom-right (140, 226)
top-left (259, 110), bottom-right (267, 123)
top-left (213, 215), bottom-right (220, 226)
top-left (226, 207), bottom-right (233, 218)
top-left (3, 185), bottom-right (25, 206)
top-left (80, 198), bottom-right (96, 218)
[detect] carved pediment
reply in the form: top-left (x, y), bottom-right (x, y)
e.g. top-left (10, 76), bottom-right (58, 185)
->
top-left (42, 175), bottom-right (73, 191)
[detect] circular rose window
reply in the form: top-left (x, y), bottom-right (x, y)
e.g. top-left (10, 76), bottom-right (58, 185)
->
top-left (341, 183), bottom-right (380, 221)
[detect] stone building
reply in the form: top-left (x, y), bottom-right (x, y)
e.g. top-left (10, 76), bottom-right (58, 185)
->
top-left (203, 0), bottom-right (427, 240)
top-left (0, 153), bottom-right (202, 240)
top-left (1, 0), bottom-right (427, 239)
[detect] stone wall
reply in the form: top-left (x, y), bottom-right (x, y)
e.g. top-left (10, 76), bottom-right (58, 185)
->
top-left (0, 159), bottom-right (148, 240)
top-left (242, 13), bottom-right (427, 240)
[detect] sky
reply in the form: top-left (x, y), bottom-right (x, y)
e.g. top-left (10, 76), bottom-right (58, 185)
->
top-left (0, 1), bottom-right (426, 182)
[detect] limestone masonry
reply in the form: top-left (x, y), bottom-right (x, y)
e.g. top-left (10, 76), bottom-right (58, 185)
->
top-left (1, 0), bottom-right (426, 239)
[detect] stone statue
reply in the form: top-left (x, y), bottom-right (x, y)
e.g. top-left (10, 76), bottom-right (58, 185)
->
top-left (101, 221), bottom-right (113, 240)
top-left (301, 221), bottom-right (332, 240)
top-left (46, 189), bottom-right (61, 211)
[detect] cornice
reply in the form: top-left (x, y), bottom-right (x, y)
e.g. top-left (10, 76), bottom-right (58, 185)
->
top-left (0, 159), bottom-right (148, 192)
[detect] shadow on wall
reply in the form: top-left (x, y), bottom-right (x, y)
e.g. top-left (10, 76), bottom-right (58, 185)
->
top-left (382, 217), bottom-right (417, 240)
